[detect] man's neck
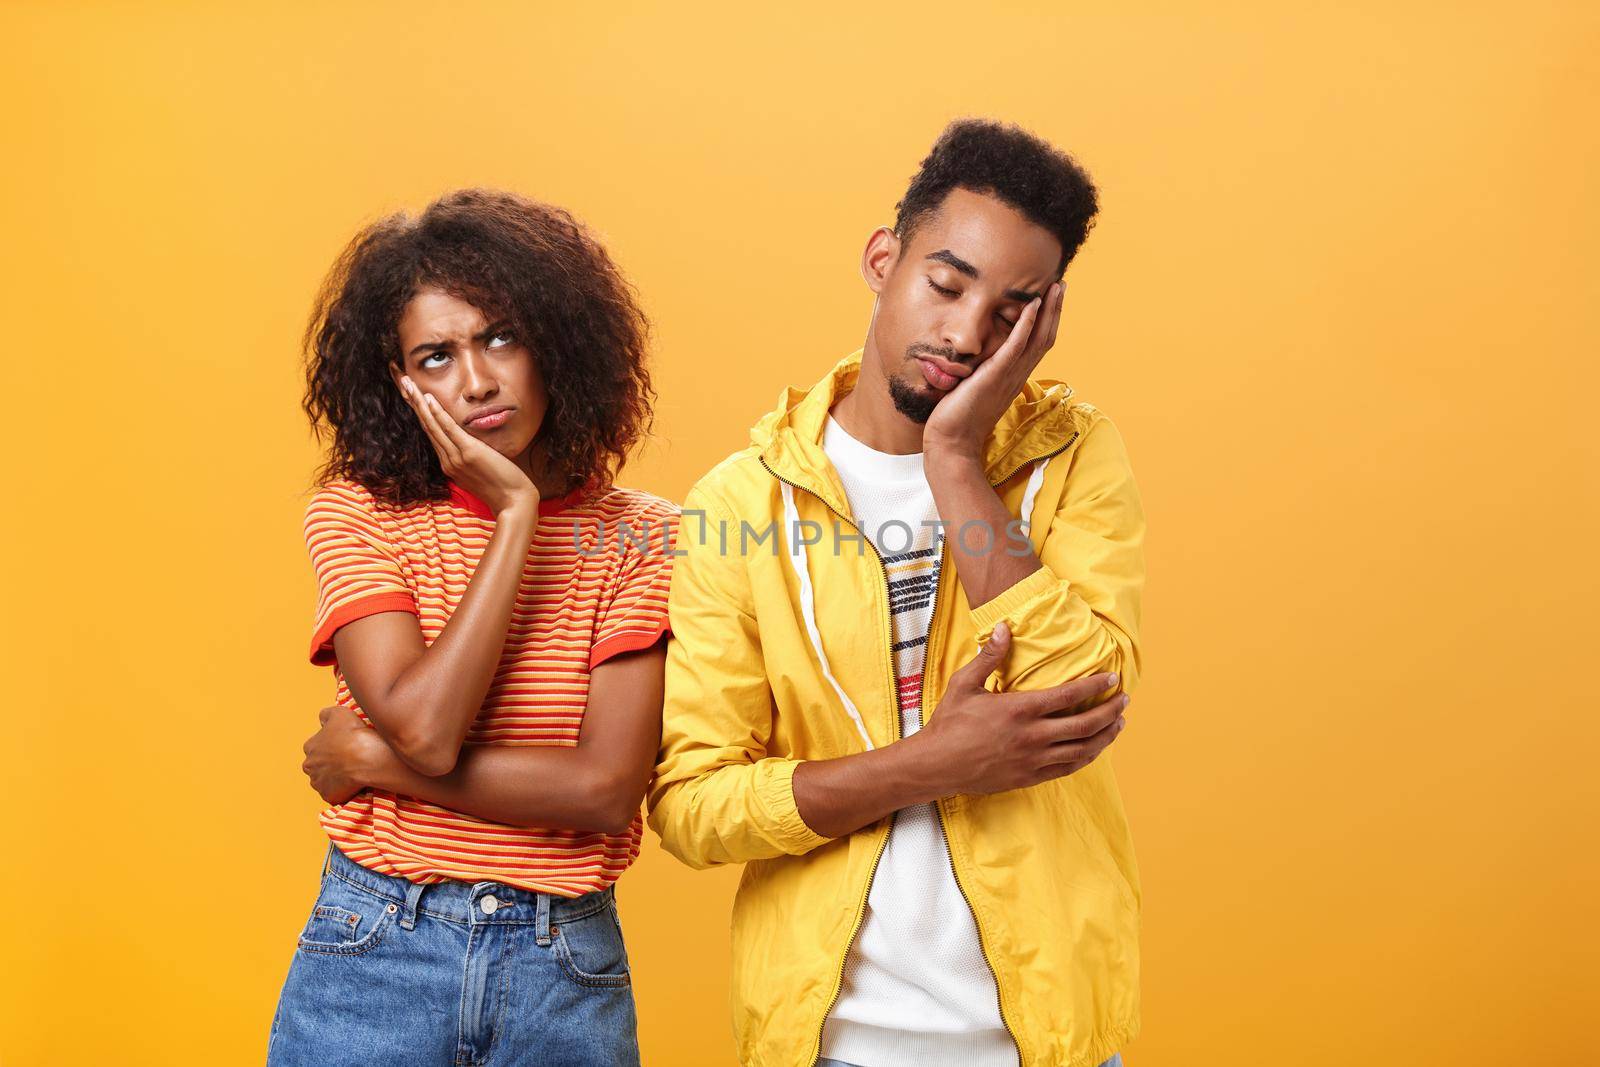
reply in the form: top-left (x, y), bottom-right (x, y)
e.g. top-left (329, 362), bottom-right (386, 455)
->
top-left (830, 341), bottom-right (926, 456)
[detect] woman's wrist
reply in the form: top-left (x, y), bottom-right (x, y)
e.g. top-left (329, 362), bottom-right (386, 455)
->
top-left (495, 497), bottom-right (542, 534)
top-left (355, 728), bottom-right (404, 793)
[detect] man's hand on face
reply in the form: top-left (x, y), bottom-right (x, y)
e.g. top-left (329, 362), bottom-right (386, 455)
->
top-left (924, 280), bottom-right (1065, 461)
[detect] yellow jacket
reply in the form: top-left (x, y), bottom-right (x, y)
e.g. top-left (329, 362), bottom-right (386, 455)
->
top-left (648, 349), bottom-right (1147, 1066)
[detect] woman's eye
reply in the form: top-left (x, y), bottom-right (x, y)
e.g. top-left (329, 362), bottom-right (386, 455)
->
top-left (926, 278), bottom-right (958, 298)
top-left (420, 352), bottom-right (450, 369)
top-left (488, 331), bottom-right (514, 348)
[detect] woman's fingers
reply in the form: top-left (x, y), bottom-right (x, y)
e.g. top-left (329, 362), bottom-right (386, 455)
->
top-left (401, 377), bottom-right (462, 471)
top-left (419, 395), bottom-right (464, 469)
top-left (424, 392), bottom-right (478, 455)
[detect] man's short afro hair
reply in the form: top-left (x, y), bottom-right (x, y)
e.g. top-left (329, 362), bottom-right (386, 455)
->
top-left (894, 118), bottom-right (1099, 275)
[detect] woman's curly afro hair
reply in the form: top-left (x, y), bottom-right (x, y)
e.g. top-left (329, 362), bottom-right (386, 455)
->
top-left (302, 188), bottom-right (653, 507)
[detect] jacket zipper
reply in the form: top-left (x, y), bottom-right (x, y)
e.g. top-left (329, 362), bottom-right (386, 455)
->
top-left (924, 541), bottom-right (1025, 1061)
top-left (757, 457), bottom-right (902, 1067)
top-left (990, 429), bottom-right (1079, 490)
top-left (763, 428), bottom-right (1083, 1067)
top-left (928, 428), bottom-right (1083, 1064)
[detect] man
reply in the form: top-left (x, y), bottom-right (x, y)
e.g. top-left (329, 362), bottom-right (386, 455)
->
top-left (649, 119), bottom-right (1145, 1067)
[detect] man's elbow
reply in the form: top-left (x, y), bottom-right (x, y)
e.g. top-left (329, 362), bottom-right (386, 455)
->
top-left (1109, 631), bottom-right (1142, 693)
top-left (644, 788), bottom-right (722, 871)
top-left (1076, 633), bottom-right (1139, 696)
top-left (1008, 624), bottom-right (1140, 696)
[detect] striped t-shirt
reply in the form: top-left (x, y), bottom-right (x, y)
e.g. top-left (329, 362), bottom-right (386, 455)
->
top-left (303, 477), bottom-right (677, 897)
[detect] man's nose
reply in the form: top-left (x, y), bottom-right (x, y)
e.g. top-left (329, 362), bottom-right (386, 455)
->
top-left (939, 302), bottom-right (988, 361)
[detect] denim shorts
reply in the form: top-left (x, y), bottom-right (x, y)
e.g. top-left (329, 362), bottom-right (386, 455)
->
top-left (266, 843), bottom-right (639, 1066)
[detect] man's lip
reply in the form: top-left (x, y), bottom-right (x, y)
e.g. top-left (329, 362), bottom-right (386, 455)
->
top-left (464, 405), bottom-right (514, 428)
top-left (914, 354), bottom-right (972, 381)
top-left (915, 355), bottom-right (971, 391)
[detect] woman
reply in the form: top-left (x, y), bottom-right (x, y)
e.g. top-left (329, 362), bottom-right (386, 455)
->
top-left (267, 188), bottom-right (675, 1066)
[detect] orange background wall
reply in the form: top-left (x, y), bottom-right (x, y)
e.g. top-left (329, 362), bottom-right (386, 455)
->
top-left (2, 4), bottom-right (1595, 1064)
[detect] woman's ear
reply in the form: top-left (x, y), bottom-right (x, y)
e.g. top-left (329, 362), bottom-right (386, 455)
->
top-left (387, 361), bottom-right (405, 393)
top-left (860, 226), bottom-right (900, 296)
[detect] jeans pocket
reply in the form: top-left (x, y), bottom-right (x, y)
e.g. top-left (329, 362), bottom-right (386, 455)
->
top-left (551, 900), bottom-right (631, 987)
top-left (295, 876), bottom-right (400, 957)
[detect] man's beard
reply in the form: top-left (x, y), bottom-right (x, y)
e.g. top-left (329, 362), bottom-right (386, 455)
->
top-left (888, 373), bottom-right (939, 424)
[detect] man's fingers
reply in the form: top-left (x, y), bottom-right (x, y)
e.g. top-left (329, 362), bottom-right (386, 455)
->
top-left (1009, 670), bottom-right (1121, 717)
top-left (995, 297), bottom-right (1042, 371)
top-left (1038, 282), bottom-right (1065, 354)
top-left (953, 622), bottom-right (1011, 689)
top-left (1016, 287), bottom-right (1060, 378)
top-left (1041, 710), bottom-right (1126, 771)
top-left (1039, 693), bottom-right (1127, 744)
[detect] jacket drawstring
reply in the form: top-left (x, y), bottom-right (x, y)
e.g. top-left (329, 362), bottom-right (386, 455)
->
top-left (1018, 455), bottom-right (1053, 539)
top-left (781, 456), bottom-right (1053, 753)
top-left (782, 481), bottom-right (876, 750)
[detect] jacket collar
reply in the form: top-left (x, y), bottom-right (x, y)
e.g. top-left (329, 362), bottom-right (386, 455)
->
top-left (753, 348), bottom-right (1080, 513)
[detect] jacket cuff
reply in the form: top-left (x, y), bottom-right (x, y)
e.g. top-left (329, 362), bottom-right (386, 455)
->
top-left (969, 566), bottom-right (1059, 645)
top-left (756, 759), bottom-right (833, 854)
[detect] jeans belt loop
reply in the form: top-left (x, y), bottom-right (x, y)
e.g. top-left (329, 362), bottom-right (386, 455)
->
top-left (535, 893), bottom-right (552, 947)
top-left (399, 879), bottom-right (426, 931)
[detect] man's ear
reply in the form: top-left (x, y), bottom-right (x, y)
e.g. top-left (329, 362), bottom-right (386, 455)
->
top-left (861, 226), bottom-right (900, 296)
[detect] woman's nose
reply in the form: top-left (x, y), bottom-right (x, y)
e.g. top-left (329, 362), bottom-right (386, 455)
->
top-left (458, 352), bottom-right (499, 401)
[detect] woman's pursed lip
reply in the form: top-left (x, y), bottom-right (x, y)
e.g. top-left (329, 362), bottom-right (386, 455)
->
top-left (465, 406), bottom-right (514, 428)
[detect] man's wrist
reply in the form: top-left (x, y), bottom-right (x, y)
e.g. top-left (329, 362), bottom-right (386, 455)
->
top-left (923, 442), bottom-right (987, 484)
top-left (891, 728), bottom-right (960, 806)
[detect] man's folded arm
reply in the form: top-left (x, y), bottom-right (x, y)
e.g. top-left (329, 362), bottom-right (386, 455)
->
top-left (969, 413), bottom-right (1147, 695)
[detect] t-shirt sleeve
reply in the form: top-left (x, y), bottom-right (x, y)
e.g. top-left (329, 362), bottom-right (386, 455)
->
top-left (304, 482), bottom-right (418, 666)
top-left (590, 502), bottom-right (678, 670)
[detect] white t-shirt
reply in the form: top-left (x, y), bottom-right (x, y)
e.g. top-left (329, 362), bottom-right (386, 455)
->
top-left (817, 414), bottom-right (1019, 1067)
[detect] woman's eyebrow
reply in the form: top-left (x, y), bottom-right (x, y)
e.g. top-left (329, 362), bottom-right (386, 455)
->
top-left (406, 338), bottom-right (452, 359)
top-left (406, 322), bottom-right (509, 359)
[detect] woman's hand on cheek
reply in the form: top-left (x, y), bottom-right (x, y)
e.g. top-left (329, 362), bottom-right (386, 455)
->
top-left (398, 375), bottom-right (541, 520)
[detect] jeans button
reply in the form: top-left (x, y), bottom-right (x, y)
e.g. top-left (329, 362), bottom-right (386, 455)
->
top-left (480, 894), bottom-right (499, 915)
